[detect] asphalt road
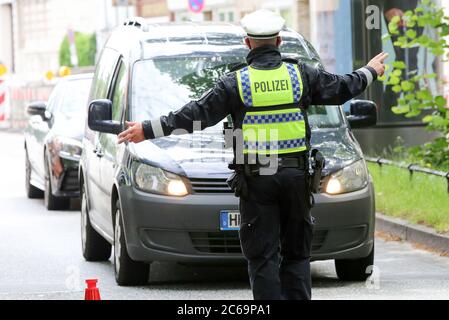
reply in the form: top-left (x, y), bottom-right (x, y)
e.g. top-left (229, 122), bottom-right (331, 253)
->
top-left (1, 130), bottom-right (449, 300)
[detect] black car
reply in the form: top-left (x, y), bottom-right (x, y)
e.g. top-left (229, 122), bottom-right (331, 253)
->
top-left (25, 73), bottom-right (93, 210)
top-left (81, 21), bottom-right (377, 286)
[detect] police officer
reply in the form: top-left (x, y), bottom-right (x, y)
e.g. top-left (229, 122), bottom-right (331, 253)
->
top-left (118, 9), bottom-right (387, 300)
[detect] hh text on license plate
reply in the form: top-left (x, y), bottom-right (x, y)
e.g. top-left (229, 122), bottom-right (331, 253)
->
top-left (220, 211), bottom-right (240, 231)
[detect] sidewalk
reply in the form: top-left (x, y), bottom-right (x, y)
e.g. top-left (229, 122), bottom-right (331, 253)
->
top-left (376, 213), bottom-right (449, 255)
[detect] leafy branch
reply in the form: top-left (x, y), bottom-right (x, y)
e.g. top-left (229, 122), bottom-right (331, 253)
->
top-left (382, 0), bottom-right (449, 169)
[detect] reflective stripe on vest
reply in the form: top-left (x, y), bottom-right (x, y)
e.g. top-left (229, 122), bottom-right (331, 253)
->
top-left (237, 63), bottom-right (307, 155)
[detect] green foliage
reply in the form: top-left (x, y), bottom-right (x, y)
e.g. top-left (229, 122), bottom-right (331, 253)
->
top-left (368, 163), bottom-right (449, 233)
top-left (408, 137), bottom-right (449, 169)
top-left (382, 1), bottom-right (449, 170)
top-left (59, 32), bottom-right (97, 68)
top-left (376, 136), bottom-right (449, 170)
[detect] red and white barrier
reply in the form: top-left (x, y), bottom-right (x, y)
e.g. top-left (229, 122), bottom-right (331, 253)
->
top-left (0, 74), bottom-right (59, 129)
top-left (0, 78), bottom-right (6, 122)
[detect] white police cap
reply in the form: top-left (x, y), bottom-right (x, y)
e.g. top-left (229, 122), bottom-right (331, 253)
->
top-left (241, 9), bottom-right (285, 39)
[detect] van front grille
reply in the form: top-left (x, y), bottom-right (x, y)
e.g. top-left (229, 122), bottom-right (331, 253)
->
top-left (190, 232), bottom-right (241, 254)
top-left (189, 178), bottom-right (233, 194)
top-left (189, 176), bottom-right (328, 194)
top-left (190, 230), bottom-right (328, 254)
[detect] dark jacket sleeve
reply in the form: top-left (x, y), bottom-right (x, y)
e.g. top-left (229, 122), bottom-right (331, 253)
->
top-left (142, 76), bottom-right (235, 139)
top-left (301, 63), bottom-right (378, 106)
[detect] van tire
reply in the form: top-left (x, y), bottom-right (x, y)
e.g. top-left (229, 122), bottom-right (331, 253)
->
top-left (114, 200), bottom-right (149, 286)
top-left (81, 183), bottom-right (111, 261)
top-left (335, 245), bottom-right (374, 281)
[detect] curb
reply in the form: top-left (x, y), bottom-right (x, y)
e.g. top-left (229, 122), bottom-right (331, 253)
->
top-left (376, 213), bottom-right (449, 253)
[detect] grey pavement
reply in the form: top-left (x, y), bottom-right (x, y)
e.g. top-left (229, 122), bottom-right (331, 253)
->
top-left (1, 130), bottom-right (449, 300)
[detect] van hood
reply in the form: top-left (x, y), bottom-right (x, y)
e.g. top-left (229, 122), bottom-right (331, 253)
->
top-left (128, 127), bottom-right (363, 178)
top-left (310, 127), bottom-right (364, 175)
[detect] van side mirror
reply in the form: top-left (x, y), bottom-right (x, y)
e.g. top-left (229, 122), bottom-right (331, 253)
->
top-left (27, 101), bottom-right (48, 121)
top-left (88, 99), bottom-right (121, 135)
top-left (347, 100), bottom-right (377, 129)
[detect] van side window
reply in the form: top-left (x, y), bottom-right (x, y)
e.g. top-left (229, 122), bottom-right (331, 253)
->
top-left (90, 48), bottom-right (120, 100)
top-left (111, 61), bottom-right (127, 122)
top-left (86, 48), bottom-right (120, 142)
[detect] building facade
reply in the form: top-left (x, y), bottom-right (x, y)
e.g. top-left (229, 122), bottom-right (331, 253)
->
top-left (0, 1), bottom-right (13, 74)
top-left (0, 0), bottom-right (137, 128)
top-left (136, 0), bottom-right (170, 22)
top-left (0, 0), bottom-right (136, 81)
top-left (166, 0), bottom-right (311, 40)
top-left (0, 0), bottom-right (312, 81)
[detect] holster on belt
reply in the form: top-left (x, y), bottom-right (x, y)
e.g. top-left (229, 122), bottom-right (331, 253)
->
top-left (310, 149), bottom-right (325, 194)
top-left (227, 164), bottom-right (249, 199)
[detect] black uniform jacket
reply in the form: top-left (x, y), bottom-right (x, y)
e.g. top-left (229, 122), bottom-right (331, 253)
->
top-left (142, 45), bottom-right (377, 151)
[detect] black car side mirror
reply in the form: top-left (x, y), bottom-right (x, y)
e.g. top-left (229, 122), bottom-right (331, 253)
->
top-left (347, 100), bottom-right (377, 129)
top-left (88, 99), bottom-right (121, 135)
top-left (27, 101), bottom-right (47, 121)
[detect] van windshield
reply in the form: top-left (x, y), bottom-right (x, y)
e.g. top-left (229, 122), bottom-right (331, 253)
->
top-left (131, 57), bottom-right (344, 129)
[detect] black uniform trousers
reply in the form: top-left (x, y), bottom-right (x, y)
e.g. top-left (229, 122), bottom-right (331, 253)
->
top-left (239, 168), bottom-right (314, 300)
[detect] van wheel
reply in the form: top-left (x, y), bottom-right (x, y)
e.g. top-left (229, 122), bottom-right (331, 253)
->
top-left (335, 245), bottom-right (374, 281)
top-left (81, 183), bottom-right (111, 261)
top-left (114, 200), bottom-right (149, 286)
top-left (44, 160), bottom-right (69, 210)
top-left (25, 150), bottom-right (44, 199)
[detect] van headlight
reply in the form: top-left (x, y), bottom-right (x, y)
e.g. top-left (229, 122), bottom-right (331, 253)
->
top-left (133, 162), bottom-right (188, 197)
top-left (325, 160), bottom-right (368, 195)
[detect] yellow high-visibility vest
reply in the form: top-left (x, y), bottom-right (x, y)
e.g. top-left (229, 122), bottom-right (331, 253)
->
top-left (236, 62), bottom-right (307, 155)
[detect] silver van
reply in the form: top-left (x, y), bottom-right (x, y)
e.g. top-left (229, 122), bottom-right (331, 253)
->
top-left (80, 21), bottom-right (376, 285)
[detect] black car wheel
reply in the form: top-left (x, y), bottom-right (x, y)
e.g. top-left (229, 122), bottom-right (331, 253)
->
top-left (44, 158), bottom-right (69, 211)
top-left (335, 245), bottom-right (375, 281)
top-left (25, 150), bottom-right (44, 199)
top-left (81, 183), bottom-right (111, 261)
top-left (114, 200), bottom-right (149, 286)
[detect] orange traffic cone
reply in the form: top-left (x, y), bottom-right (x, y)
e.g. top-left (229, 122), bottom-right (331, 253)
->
top-left (84, 279), bottom-right (101, 300)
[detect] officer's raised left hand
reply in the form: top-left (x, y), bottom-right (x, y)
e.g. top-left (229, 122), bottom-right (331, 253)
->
top-left (117, 121), bottom-right (145, 144)
top-left (367, 52), bottom-right (389, 77)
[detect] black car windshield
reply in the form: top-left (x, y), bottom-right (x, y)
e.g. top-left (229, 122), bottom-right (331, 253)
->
top-left (131, 57), bottom-right (344, 129)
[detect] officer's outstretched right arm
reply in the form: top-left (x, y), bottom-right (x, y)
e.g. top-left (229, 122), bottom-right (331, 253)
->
top-left (141, 77), bottom-right (235, 140)
top-left (117, 75), bottom-right (238, 144)
top-left (301, 63), bottom-right (378, 107)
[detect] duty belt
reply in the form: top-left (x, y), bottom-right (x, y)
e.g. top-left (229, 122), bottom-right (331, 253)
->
top-left (243, 156), bottom-right (308, 176)
top-left (277, 157), bottom-right (308, 169)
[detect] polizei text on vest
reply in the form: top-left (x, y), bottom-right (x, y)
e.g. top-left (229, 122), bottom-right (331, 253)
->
top-left (253, 79), bottom-right (289, 93)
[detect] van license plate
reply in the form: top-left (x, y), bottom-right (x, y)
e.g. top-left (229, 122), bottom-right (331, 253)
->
top-left (220, 211), bottom-right (241, 231)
